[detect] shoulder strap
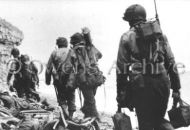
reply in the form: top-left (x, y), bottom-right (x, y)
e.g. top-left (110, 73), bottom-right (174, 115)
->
top-left (56, 49), bottom-right (71, 72)
top-left (151, 36), bottom-right (166, 63)
top-left (74, 46), bottom-right (91, 67)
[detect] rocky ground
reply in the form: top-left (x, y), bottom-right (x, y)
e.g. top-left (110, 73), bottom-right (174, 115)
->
top-left (38, 84), bottom-right (114, 130)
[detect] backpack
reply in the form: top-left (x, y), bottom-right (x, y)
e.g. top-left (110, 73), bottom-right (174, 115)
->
top-left (20, 62), bottom-right (39, 86)
top-left (135, 20), bottom-right (164, 63)
top-left (82, 66), bottom-right (105, 88)
top-left (129, 19), bottom-right (166, 75)
top-left (125, 19), bottom-right (168, 91)
top-left (74, 45), bottom-right (105, 88)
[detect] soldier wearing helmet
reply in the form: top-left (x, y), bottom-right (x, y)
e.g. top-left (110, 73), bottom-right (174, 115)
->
top-left (123, 4), bottom-right (146, 26)
top-left (116, 4), bottom-right (181, 130)
top-left (45, 37), bottom-right (76, 119)
top-left (70, 33), bottom-right (85, 46)
top-left (70, 27), bottom-right (103, 121)
top-left (11, 48), bottom-right (20, 58)
top-left (19, 54), bottom-right (40, 101)
top-left (7, 48), bottom-right (22, 95)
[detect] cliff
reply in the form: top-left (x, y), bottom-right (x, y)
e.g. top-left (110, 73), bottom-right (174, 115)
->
top-left (0, 18), bottom-right (24, 90)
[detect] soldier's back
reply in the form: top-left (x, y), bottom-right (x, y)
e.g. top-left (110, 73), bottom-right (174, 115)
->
top-left (52, 48), bottom-right (70, 70)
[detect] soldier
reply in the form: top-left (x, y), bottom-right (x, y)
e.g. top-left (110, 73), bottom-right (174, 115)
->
top-left (116, 4), bottom-right (181, 130)
top-left (70, 27), bottom-right (103, 120)
top-left (45, 37), bottom-right (76, 119)
top-left (19, 54), bottom-right (40, 101)
top-left (7, 48), bottom-right (23, 96)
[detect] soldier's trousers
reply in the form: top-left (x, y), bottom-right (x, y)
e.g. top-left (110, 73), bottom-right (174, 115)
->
top-left (133, 73), bottom-right (174, 130)
top-left (13, 80), bottom-right (24, 98)
top-left (54, 80), bottom-right (76, 114)
top-left (14, 79), bottom-right (40, 101)
top-left (80, 86), bottom-right (99, 118)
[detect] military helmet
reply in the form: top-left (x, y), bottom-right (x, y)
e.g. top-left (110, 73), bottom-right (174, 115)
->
top-left (20, 54), bottom-right (30, 63)
top-left (56, 37), bottom-right (68, 47)
top-left (123, 4), bottom-right (146, 22)
top-left (70, 33), bottom-right (84, 46)
top-left (11, 48), bottom-right (20, 57)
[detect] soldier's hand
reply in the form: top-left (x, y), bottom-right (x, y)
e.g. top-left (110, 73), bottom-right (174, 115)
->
top-left (172, 90), bottom-right (181, 99)
top-left (82, 27), bottom-right (90, 34)
top-left (172, 90), bottom-right (181, 109)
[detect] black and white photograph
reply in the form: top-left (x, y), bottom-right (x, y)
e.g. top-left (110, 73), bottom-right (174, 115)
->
top-left (0, 0), bottom-right (190, 130)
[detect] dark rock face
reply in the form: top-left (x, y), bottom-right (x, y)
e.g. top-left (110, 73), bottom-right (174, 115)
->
top-left (0, 18), bottom-right (24, 90)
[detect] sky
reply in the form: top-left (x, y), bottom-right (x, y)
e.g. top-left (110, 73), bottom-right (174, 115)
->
top-left (0, 0), bottom-right (190, 75)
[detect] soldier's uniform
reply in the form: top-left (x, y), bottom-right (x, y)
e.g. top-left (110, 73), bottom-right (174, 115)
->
top-left (7, 48), bottom-right (39, 101)
top-left (19, 54), bottom-right (40, 101)
top-left (7, 48), bottom-right (23, 97)
top-left (116, 4), bottom-right (181, 130)
top-left (70, 31), bottom-right (102, 118)
top-left (45, 37), bottom-right (76, 118)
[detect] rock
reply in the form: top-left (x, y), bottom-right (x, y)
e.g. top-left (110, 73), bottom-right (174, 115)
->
top-left (0, 17), bottom-right (24, 45)
top-left (0, 17), bottom-right (23, 90)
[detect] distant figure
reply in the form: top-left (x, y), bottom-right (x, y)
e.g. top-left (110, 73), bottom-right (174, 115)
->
top-left (7, 48), bottom-right (40, 101)
top-left (7, 48), bottom-right (22, 96)
top-left (116, 4), bottom-right (181, 130)
top-left (70, 27), bottom-right (104, 120)
top-left (19, 54), bottom-right (40, 101)
top-left (45, 37), bottom-right (76, 119)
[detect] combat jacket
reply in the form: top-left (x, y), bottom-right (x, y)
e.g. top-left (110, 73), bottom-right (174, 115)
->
top-left (116, 27), bottom-right (181, 92)
top-left (86, 44), bottom-right (102, 66)
top-left (7, 57), bottom-right (22, 83)
top-left (45, 48), bottom-right (74, 85)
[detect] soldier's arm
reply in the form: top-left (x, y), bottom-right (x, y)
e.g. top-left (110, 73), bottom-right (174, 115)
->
top-left (7, 62), bottom-right (16, 84)
top-left (95, 47), bottom-right (102, 60)
top-left (116, 33), bottom-right (132, 110)
top-left (7, 72), bottom-right (13, 85)
top-left (91, 45), bottom-right (102, 60)
top-left (45, 52), bottom-right (54, 85)
top-left (163, 35), bottom-right (181, 92)
top-left (31, 62), bottom-right (38, 74)
top-left (30, 62), bottom-right (39, 85)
